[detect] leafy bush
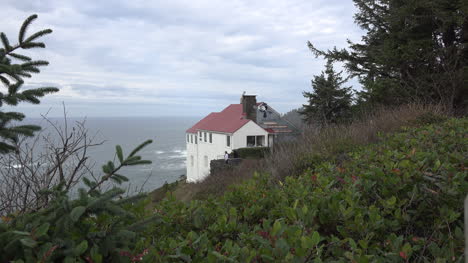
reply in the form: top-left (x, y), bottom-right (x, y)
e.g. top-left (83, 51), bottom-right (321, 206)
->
top-left (0, 141), bottom-right (158, 263)
top-left (236, 147), bottom-right (270, 159)
top-left (143, 118), bottom-right (466, 262)
top-left (413, 112), bottom-right (448, 125)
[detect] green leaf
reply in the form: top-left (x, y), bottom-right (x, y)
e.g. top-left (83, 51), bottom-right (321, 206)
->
top-left (348, 238), bottom-right (357, 250)
top-left (12, 231), bottom-right (30, 236)
top-left (74, 240), bottom-right (88, 256)
top-left (402, 242), bottom-right (412, 254)
top-left (8, 52), bottom-right (32, 61)
top-left (23, 29), bottom-right (53, 43)
top-left (20, 238), bottom-right (37, 248)
top-left (70, 206), bottom-right (86, 222)
top-left (311, 231), bottom-right (320, 246)
top-left (91, 245), bottom-right (103, 263)
top-left (386, 196), bottom-right (397, 207)
top-left (125, 160), bottom-right (152, 166)
top-left (21, 42), bottom-right (46, 49)
top-left (210, 251), bottom-right (235, 262)
top-left (1, 33), bottom-right (11, 51)
top-left (35, 223), bottom-right (50, 237)
top-left (116, 145), bottom-right (124, 163)
top-left (128, 139), bottom-right (153, 157)
top-left (301, 236), bottom-right (313, 249)
top-left (399, 160), bottom-right (411, 168)
top-left (271, 220), bottom-right (282, 236)
top-left (19, 14), bottom-right (38, 44)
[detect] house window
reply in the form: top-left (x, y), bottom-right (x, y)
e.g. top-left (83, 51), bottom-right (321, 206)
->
top-left (190, 155), bottom-right (194, 167)
top-left (209, 133), bottom-right (212, 143)
top-left (191, 135), bottom-right (193, 143)
top-left (247, 136), bottom-right (256, 147)
top-left (256, 136), bottom-right (265, 146)
top-left (195, 135), bottom-right (198, 144)
top-left (247, 135), bottom-right (265, 147)
top-left (204, 132), bottom-right (207, 142)
top-left (187, 134), bottom-right (190, 143)
top-left (226, 135), bottom-right (231, 147)
top-left (204, 156), bottom-right (208, 167)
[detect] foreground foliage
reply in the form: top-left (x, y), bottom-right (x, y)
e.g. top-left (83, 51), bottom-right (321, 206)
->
top-left (235, 147), bottom-right (270, 159)
top-left (0, 14), bottom-right (58, 153)
top-left (144, 118), bottom-right (466, 262)
top-left (0, 141), bottom-right (156, 263)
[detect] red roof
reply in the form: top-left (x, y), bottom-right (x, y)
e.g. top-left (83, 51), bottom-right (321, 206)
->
top-left (187, 104), bottom-right (251, 134)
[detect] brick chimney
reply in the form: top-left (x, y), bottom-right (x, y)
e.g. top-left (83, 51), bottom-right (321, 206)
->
top-left (241, 94), bottom-right (257, 123)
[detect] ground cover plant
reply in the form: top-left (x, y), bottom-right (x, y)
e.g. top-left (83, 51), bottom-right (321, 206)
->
top-left (142, 118), bottom-right (467, 262)
top-left (0, 140), bottom-right (158, 263)
top-left (171, 104), bottom-right (449, 200)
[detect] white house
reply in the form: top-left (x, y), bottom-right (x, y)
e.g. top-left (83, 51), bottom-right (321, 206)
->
top-left (185, 94), bottom-right (298, 182)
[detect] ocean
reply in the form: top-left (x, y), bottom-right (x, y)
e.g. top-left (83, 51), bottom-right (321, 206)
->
top-left (24, 116), bottom-right (199, 193)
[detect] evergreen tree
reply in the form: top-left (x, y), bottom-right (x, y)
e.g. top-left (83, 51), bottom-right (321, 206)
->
top-left (0, 14), bottom-right (58, 153)
top-left (300, 60), bottom-right (353, 124)
top-left (0, 15), bottom-right (159, 262)
top-left (309, 0), bottom-right (468, 110)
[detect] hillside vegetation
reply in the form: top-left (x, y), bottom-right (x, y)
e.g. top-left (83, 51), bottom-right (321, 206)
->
top-left (1, 109), bottom-right (466, 262)
top-left (142, 117), bottom-right (467, 262)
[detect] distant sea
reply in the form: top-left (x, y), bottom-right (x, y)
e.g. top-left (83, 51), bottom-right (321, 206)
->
top-left (24, 116), bottom-right (199, 193)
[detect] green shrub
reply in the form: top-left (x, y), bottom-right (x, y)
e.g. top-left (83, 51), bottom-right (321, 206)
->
top-left (142, 118), bottom-right (466, 262)
top-left (0, 141), bottom-right (158, 263)
top-left (236, 147), bottom-right (270, 159)
top-left (413, 112), bottom-right (448, 125)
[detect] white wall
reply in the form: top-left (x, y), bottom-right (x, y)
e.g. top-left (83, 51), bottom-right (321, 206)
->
top-left (186, 120), bottom-right (269, 182)
top-left (186, 133), bottom-right (199, 182)
top-left (232, 121), bottom-right (269, 149)
top-left (186, 131), bottom-right (233, 182)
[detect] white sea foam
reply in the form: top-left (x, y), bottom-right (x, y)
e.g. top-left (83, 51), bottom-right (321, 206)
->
top-left (167, 149), bottom-right (187, 159)
top-left (155, 150), bottom-right (165, 154)
top-left (1, 162), bottom-right (46, 169)
top-left (160, 162), bottom-right (186, 170)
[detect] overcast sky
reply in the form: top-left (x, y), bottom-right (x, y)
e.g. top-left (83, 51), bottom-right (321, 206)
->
top-left (2, 0), bottom-right (363, 117)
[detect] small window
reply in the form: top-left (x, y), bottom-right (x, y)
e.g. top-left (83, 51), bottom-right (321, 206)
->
top-left (209, 133), bottom-right (212, 143)
top-left (247, 136), bottom-right (255, 147)
top-left (187, 134), bottom-right (190, 143)
top-left (195, 135), bottom-right (198, 144)
top-left (256, 136), bottom-right (265, 146)
top-left (204, 132), bottom-right (207, 142)
top-left (226, 135), bottom-right (231, 147)
top-left (191, 134), bottom-right (193, 143)
top-left (190, 155), bottom-right (194, 167)
top-left (204, 156), bottom-right (208, 167)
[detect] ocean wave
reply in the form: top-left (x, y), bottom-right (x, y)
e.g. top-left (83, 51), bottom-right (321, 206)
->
top-left (172, 149), bottom-right (187, 156)
top-left (1, 162), bottom-right (47, 169)
top-left (155, 150), bottom-right (165, 154)
top-left (167, 155), bottom-right (185, 159)
top-left (160, 162), bottom-right (186, 171)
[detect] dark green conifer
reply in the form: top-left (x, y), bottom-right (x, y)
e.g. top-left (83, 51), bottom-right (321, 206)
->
top-left (0, 14), bottom-right (58, 153)
top-left (309, 0), bottom-right (468, 109)
top-left (300, 60), bottom-right (353, 124)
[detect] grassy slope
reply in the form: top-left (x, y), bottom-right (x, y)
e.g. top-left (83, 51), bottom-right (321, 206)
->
top-left (143, 118), bottom-right (467, 262)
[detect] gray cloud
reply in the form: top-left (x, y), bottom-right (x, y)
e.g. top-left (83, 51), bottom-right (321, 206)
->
top-left (2, 0), bottom-right (363, 117)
